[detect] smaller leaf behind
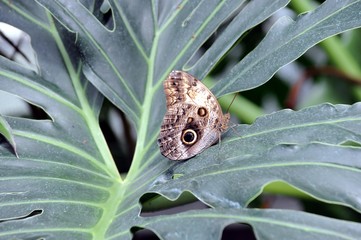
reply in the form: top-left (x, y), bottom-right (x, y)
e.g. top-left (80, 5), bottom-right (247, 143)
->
top-left (140, 208), bottom-right (361, 240)
top-left (212, 0), bottom-right (361, 96)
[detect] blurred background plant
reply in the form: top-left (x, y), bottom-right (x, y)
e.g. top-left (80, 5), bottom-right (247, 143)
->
top-left (1, 0), bottom-right (361, 239)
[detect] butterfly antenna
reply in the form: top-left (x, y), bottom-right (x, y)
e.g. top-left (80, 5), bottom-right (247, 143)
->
top-left (226, 93), bottom-right (237, 113)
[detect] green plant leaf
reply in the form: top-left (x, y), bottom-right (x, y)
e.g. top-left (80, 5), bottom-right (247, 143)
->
top-left (0, 1), bottom-right (116, 239)
top-left (190, 0), bottom-right (290, 79)
top-left (151, 103), bottom-right (361, 210)
top-left (0, 0), bottom-right (361, 240)
top-left (211, 0), bottom-right (361, 96)
top-left (142, 208), bottom-right (361, 240)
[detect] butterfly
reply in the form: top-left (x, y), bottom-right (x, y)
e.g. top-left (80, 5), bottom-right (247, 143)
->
top-left (157, 70), bottom-right (230, 160)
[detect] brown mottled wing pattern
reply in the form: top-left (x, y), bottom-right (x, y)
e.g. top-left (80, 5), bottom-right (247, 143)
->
top-left (158, 70), bottom-right (230, 160)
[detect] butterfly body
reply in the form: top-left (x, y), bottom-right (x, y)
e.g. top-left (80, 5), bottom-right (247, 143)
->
top-left (158, 70), bottom-right (229, 160)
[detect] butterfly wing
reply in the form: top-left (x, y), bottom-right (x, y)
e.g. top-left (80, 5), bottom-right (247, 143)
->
top-left (158, 70), bottom-right (229, 160)
top-left (163, 70), bottom-right (211, 107)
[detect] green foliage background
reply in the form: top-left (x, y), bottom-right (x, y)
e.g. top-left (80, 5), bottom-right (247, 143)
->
top-left (0, 0), bottom-right (361, 239)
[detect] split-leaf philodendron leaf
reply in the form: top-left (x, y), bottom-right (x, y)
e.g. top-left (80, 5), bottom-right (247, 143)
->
top-left (0, 0), bottom-right (361, 239)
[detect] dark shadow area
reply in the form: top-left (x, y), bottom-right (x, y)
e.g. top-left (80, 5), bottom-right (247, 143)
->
top-left (222, 223), bottom-right (256, 240)
top-left (29, 104), bottom-right (51, 120)
top-left (132, 227), bottom-right (160, 240)
top-left (0, 209), bottom-right (42, 223)
top-left (99, 99), bottom-right (136, 173)
top-left (303, 200), bottom-right (361, 222)
top-left (0, 134), bottom-right (17, 156)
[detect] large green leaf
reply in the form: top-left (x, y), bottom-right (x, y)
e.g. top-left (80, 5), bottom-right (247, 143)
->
top-left (0, 0), bottom-right (361, 239)
top-left (152, 103), bottom-right (361, 210)
top-left (142, 208), bottom-right (361, 240)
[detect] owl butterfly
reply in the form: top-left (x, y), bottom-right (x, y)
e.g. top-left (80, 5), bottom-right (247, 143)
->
top-left (157, 70), bottom-right (230, 160)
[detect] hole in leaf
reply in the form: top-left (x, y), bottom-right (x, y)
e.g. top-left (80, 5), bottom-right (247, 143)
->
top-left (221, 223), bottom-right (256, 240)
top-left (140, 192), bottom-right (208, 217)
top-left (99, 98), bottom-right (136, 173)
top-left (303, 199), bottom-right (361, 221)
top-left (0, 209), bottom-right (42, 223)
top-left (131, 227), bottom-right (160, 240)
top-left (249, 181), bottom-right (308, 210)
top-left (0, 134), bottom-right (16, 157)
top-left (29, 104), bottom-right (51, 120)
